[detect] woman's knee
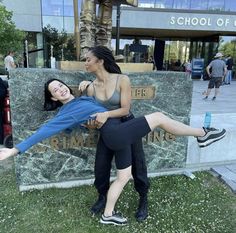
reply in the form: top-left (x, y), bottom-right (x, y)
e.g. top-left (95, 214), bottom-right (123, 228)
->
top-left (145, 111), bottom-right (165, 130)
top-left (117, 166), bottom-right (132, 183)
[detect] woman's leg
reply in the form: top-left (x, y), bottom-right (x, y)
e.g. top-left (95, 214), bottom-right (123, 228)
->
top-left (103, 166), bottom-right (132, 216)
top-left (121, 113), bottom-right (149, 220)
top-left (101, 116), bottom-right (225, 151)
top-left (92, 136), bottom-right (114, 214)
top-left (145, 112), bottom-right (205, 136)
top-left (101, 145), bottom-right (132, 222)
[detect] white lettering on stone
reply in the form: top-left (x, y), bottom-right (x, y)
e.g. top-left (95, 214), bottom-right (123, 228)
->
top-left (217, 18), bottom-right (224, 26)
top-left (199, 18), bottom-right (209, 26)
top-left (170, 16), bottom-right (175, 25)
top-left (170, 16), bottom-right (212, 27)
top-left (225, 18), bottom-right (230, 26)
top-left (176, 17), bottom-right (183, 25)
top-left (192, 18), bottom-right (198, 26)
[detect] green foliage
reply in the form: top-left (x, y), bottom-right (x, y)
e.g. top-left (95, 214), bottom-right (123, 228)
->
top-left (219, 40), bottom-right (236, 58)
top-left (0, 168), bottom-right (235, 233)
top-left (0, 4), bottom-right (25, 55)
top-left (43, 25), bottom-right (76, 67)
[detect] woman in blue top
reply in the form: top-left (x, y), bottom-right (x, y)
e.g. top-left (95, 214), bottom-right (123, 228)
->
top-left (0, 78), bottom-right (226, 224)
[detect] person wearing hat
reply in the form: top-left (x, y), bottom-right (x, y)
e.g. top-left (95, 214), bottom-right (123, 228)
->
top-left (204, 52), bottom-right (227, 101)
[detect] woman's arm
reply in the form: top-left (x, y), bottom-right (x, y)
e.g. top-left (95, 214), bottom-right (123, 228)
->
top-left (0, 114), bottom-right (77, 160)
top-left (0, 148), bottom-right (19, 160)
top-left (15, 115), bottom-right (77, 154)
top-left (78, 80), bottom-right (93, 94)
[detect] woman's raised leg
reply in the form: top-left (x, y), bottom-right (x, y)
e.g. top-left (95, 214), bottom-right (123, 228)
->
top-left (144, 112), bottom-right (226, 148)
top-left (145, 112), bottom-right (205, 136)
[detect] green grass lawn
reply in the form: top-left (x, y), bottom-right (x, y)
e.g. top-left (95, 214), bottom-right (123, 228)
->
top-left (0, 167), bottom-right (235, 233)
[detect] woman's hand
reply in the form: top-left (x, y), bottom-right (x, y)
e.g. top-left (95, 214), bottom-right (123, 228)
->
top-left (95, 112), bottom-right (109, 125)
top-left (90, 112), bottom-right (109, 128)
top-left (0, 148), bottom-right (19, 160)
top-left (81, 119), bottom-right (99, 130)
top-left (78, 81), bottom-right (92, 93)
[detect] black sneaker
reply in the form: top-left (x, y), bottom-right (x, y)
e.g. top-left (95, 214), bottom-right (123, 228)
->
top-left (100, 211), bottom-right (127, 225)
top-left (197, 128), bottom-right (226, 148)
top-left (135, 195), bottom-right (148, 222)
top-left (90, 195), bottom-right (106, 215)
top-left (212, 96), bottom-right (216, 101)
top-left (203, 96), bottom-right (208, 100)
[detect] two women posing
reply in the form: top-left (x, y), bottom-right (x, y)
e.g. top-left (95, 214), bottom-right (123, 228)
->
top-left (0, 46), bottom-right (226, 226)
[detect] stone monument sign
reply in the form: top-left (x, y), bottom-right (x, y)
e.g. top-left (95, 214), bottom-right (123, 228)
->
top-left (9, 69), bottom-right (192, 190)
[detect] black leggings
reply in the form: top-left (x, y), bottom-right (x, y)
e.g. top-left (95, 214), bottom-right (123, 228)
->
top-left (95, 116), bottom-right (150, 196)
top-left (100, 116), bottom-right (151, 151)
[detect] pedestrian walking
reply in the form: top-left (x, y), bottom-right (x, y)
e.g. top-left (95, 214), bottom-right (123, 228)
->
top-left (4, 51), bottom-right (16, 78)
top-left (225, 54), bottom-right (233, 85)
top-left (204, 52), bottom-right (227, 101)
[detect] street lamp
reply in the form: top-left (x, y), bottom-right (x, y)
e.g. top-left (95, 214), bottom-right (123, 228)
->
top-left (73, 0), bottom-right (80, 60)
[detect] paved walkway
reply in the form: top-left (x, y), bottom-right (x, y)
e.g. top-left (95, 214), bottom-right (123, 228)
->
top-left (211, 165), bottom-right (236, 193)
top-left (191, 80), bottom-right (236, 193)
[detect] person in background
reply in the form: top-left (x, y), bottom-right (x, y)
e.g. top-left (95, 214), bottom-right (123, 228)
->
top-left (225, 54), bottom-right (233, 85)
top-left (184, 60), bottom-right (192, 78)
top-left (204, 52), bottom-right (227, 101)
top-left (4, 51), bottom-right (16, 78)
top-left (148, 56), bottom-right (156, 70)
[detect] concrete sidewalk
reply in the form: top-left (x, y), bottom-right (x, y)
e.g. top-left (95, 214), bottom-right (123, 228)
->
top-left (189, 80), bottom-right (236, 193)
top-left (191, 79), bottom-right (236, 115)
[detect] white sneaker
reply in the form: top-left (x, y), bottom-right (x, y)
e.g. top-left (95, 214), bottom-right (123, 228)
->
top-left (100, 211), bottom-right (127, 226)
top-left (197, 128), bottom-right (226, 147)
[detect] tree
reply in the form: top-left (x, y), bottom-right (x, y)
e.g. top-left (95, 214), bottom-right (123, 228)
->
top-left (43, 25), bottom-right (76, 67)
top-left (0, 4), bottom-right (25, 55)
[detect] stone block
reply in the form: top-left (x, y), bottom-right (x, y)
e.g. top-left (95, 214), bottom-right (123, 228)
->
top-left (9, 69), bottom-right (192, 190)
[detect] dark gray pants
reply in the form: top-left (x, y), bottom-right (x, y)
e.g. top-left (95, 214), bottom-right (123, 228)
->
top-left (95, 115), bottom-right (150, 197)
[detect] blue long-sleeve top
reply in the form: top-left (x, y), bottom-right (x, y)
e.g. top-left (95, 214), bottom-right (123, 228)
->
top-left (15, 96), bottom-right (107, 153)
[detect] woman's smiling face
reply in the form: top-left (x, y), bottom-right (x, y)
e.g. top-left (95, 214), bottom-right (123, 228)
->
top-left (48, 80), bottom-right (74, 104)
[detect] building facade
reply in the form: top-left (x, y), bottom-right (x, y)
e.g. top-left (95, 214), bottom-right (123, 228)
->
top-left (2, 0), bottom-right (236, 72)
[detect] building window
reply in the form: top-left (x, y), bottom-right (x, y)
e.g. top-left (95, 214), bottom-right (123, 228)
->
top-left (42, 0), bottom-right (79, 17)
top-left (190, 0), bottom-right (208, 10)
top-left (173, 0), bottom-right (190, 10)
top-left (154, 0), bottom-right (173, 9)
top-left (138, 0), bottom-right (155, 8)
top-left (42, 0), bottom-right (64, 16)
top-left (63, 0), bottom-right (74, 16)
top-left (208, 0), bottom-right (224, 11)
top-left (42, 16), bottom-right (64, 31)
top-left (225, 0), bottom-right (236, 12)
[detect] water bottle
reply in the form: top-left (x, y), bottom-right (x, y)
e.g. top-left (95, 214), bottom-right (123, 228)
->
top-left (204, 112), bottom-right (211, 128)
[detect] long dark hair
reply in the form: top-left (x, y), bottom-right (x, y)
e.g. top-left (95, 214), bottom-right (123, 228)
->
top-left (88, 46), bottom-right (122, 74)
top-left (44, 78), bottom-right (73, 111)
